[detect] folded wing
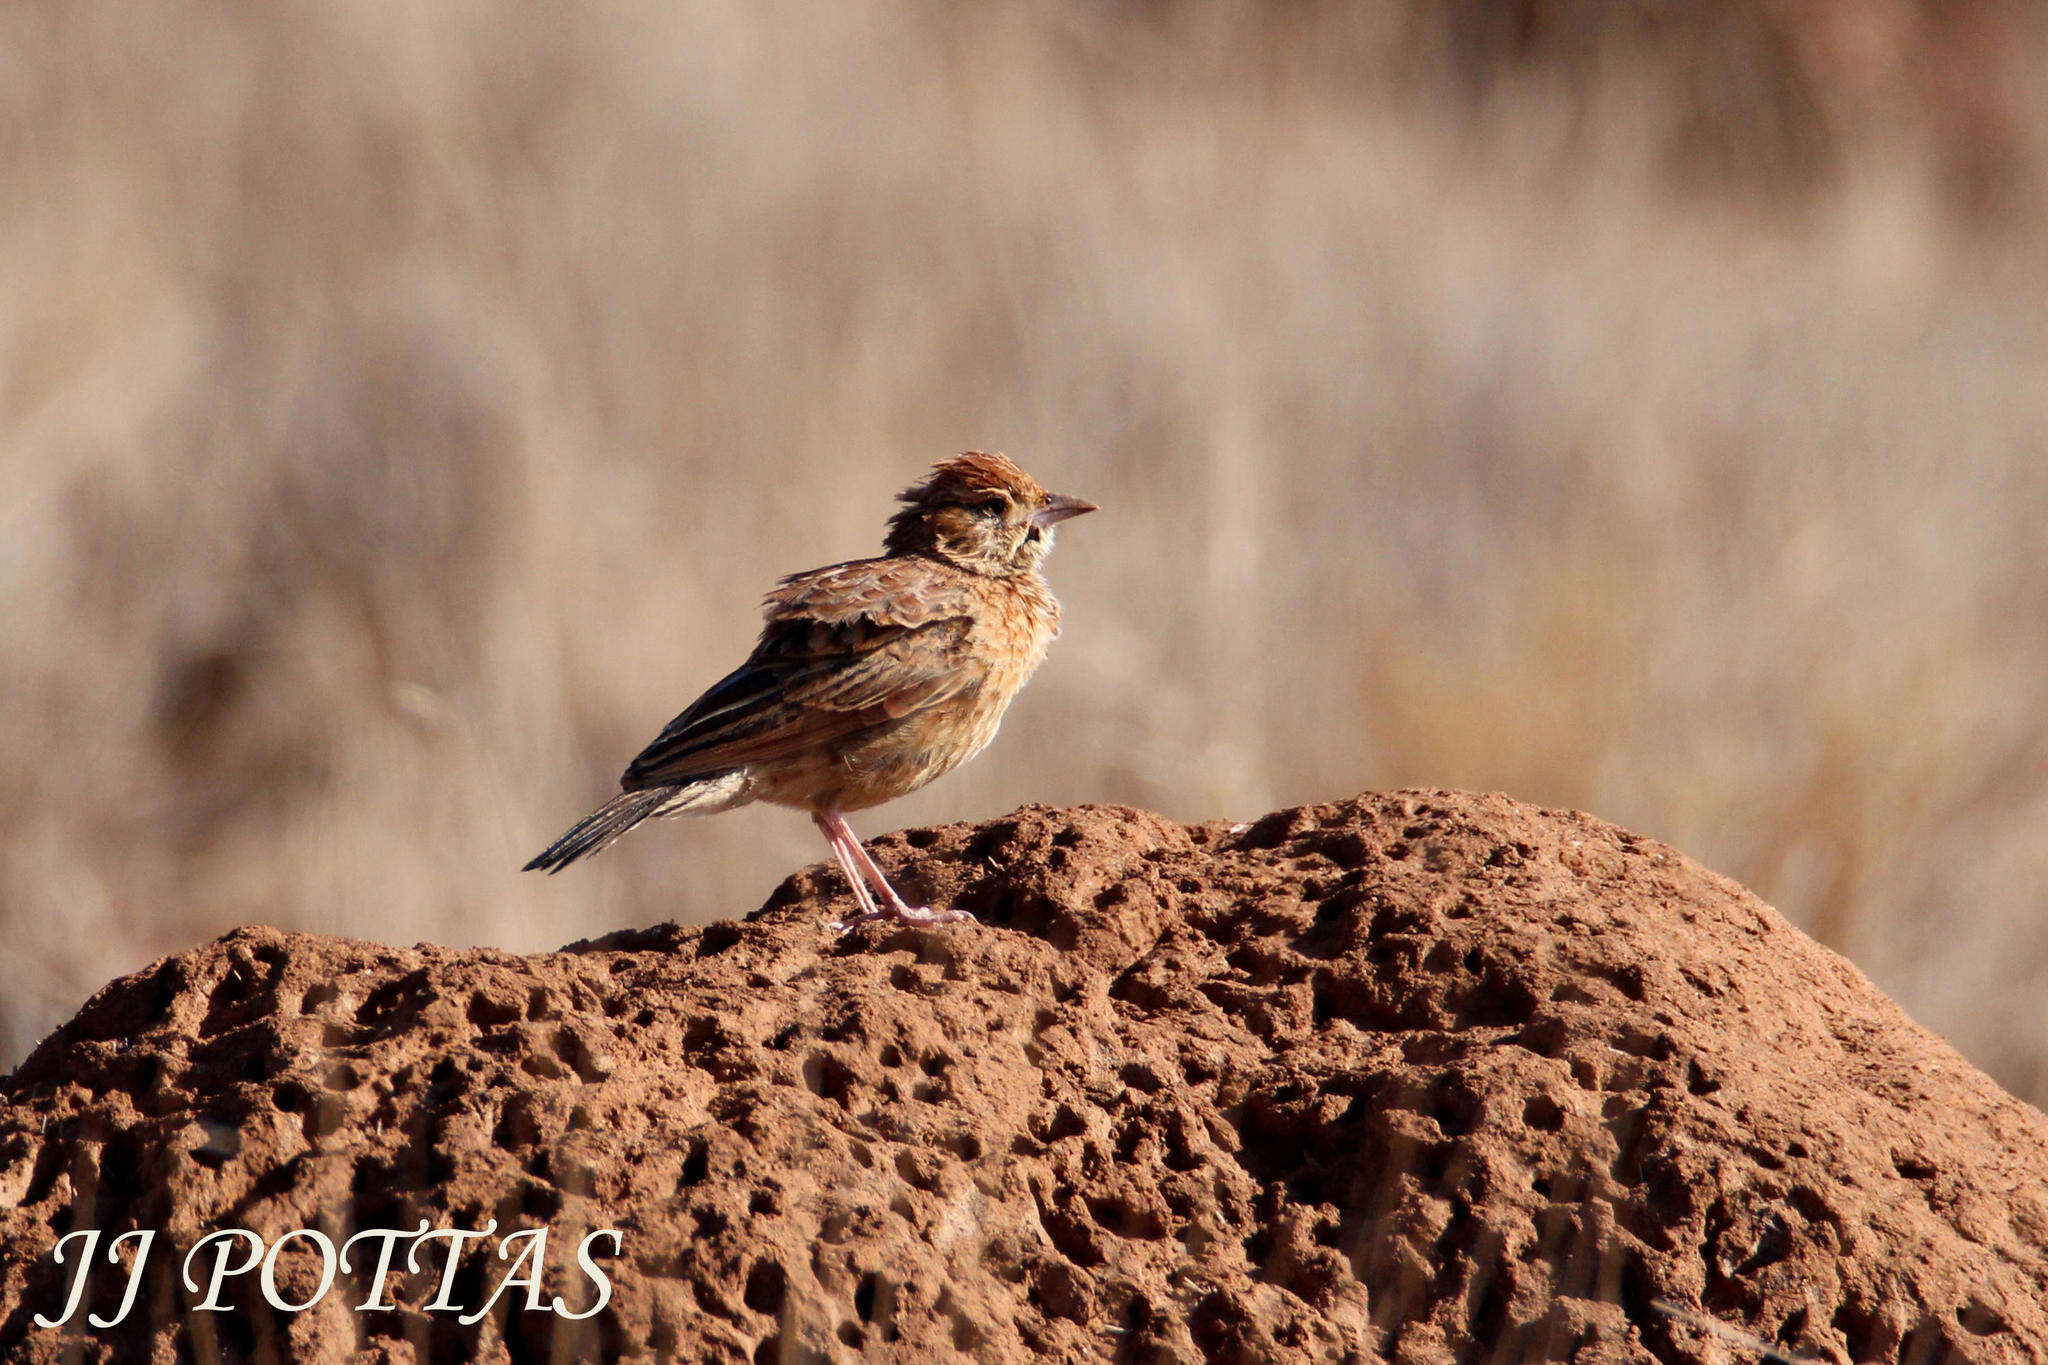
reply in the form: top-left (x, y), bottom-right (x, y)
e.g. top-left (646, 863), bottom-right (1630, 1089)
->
top-left (620, 559), bottom-right (976, 789)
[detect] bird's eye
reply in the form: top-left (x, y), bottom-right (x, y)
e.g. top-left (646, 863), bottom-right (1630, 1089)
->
top-left (976, 497), bottom-right (1007, 516)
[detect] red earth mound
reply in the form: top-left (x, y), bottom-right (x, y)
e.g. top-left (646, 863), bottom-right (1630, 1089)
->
top-left (2, 791), bottom-right (2045, 1363)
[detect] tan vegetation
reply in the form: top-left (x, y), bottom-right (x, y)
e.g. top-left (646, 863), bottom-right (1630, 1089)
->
top-left (3, 2), bottom-right (2045, 1103)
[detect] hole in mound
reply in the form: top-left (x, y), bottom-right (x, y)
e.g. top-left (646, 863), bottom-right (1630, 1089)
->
top-left (1431, 1083), bottom-right (1481, 1137)
top-left (1957, 1301), bottom-right (2007, 1336)
top-left (1037, 1105), bottom-right (1088, 1143)
top-left (467, 992), bottom-right (520, 1029)
top-left (94, 1131), bottom-right (148, 1220)
top-left (895, 1149), bottom-right (937, 1190)
top-left (800, 1054), bottom-right (859, 1108)
top-left (426, 1057), bottom-right (461, 1099)
top-left (697, 921), bottom-right (742, 956)
top-left (1119, 1294), bottom-right (1155, 1349)
top-left (1616, 1253), bottom-right (1660, 1339)
top-left (1788, 1185), bottom-right (1831, 1222)
top-left (1523, 1096), bottom-right (1566, 1132)
top-left (522, 1182), bottom-right (561, 1219)
top-left (855, 1272), bottom-right (882, 1321)
top-left (1089, 1195), bottom-right (1167, 1240)
top-left (1832, 1302), bottom-right (1884, 1361)
top-left (1612, 1030), bottom-right (1669, 1059)
top-left (1468, 1268), bottom-right (1511, 1349)
top-left (189, 1118), bottom-right (241, 1170)
top-left (354, 975), bottom-right (424, 1032)
top-left (1516, 1015), bottom-right (1570, 1057)
top-left (1597, 963), bottom-right (1649, 1002)
top-left (143, 960), bottom-right (187, 1024)
top-left (743, 1261), bottom-right (786, 1315)
top-left (1897, 1319), bottom-right (1949, 1365)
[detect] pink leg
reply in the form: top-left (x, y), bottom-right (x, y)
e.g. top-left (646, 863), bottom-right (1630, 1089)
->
top-left (814, 811), bottom-right (974, 931)
top-left (814, 812), bottom-right (889, 931)
top-left (818, 818), bottom-right (883, 925)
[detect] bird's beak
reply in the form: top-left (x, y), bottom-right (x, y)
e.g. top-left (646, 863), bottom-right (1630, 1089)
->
top-left (1032, 494), bottom-right (1097, 528)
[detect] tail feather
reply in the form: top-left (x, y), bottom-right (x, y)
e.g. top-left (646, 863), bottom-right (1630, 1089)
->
top-left (523, 789), bottom-right (672, 874)
top-left (524, 770), bottom-right (753, 874)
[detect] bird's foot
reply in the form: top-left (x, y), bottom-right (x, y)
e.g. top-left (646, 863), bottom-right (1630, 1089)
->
top-left (890, 903), bottom-right (976, 928)
top-left (829, 903), bottom-right (976, 934)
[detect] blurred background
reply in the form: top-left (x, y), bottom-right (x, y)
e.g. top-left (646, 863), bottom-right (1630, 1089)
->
top-left (2, 2), bottom-right (2045, 1102)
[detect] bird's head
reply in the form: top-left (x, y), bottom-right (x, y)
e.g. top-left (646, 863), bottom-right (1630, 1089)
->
top-left (883, 452), bottom-right (1096, 576)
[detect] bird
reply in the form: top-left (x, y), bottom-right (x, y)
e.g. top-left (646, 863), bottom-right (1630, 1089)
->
top-left (524, 452), bottom-right (1095, 930)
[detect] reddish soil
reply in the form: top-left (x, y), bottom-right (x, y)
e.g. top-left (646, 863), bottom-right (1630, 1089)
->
top-left (2, 790), bottom-right (2046, 1363)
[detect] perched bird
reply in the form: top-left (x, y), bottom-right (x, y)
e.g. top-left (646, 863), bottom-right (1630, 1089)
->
top-left (524, 453), bottom-right (1095, 929)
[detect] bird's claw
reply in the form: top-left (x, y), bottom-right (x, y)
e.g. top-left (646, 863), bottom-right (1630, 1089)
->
top-left (892, 904), bottom-right (976, 928)
top-left (829, 905), bottom-right (977, 934)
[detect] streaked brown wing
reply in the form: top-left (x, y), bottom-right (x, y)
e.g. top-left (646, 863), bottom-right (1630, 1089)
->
top-left (620, 560), bottom-right (974, 789)
top-left (760, 556), bottom-right (975, 629)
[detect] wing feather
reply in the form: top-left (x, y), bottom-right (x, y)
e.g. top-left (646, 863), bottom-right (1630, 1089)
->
top-left (620, 559), bottom-right (976, 789)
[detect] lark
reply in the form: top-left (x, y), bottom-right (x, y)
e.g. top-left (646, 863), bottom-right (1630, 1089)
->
top-left (525, 453), bottom-right (1095, 929)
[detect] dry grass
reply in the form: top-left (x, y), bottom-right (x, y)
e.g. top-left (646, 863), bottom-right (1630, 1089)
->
top-left (3, 1), bottom-right (2046, 1102)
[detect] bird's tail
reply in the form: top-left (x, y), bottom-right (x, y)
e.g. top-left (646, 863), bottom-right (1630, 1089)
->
top-left (523, 789), bottom-right (673, 874)
top-left (523, 770), bottom-right (752, 874)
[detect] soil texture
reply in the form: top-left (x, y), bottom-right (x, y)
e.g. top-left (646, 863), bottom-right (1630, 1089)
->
top-left (3, 791), bottom-right (2046, 1362)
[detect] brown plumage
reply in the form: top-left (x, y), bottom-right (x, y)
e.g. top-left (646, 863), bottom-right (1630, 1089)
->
top-left (525, 452), bottom-right (1095, 929)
